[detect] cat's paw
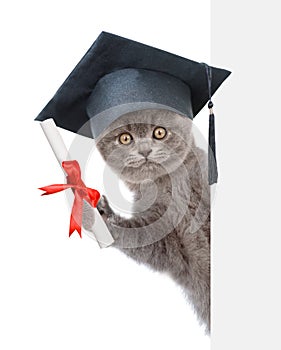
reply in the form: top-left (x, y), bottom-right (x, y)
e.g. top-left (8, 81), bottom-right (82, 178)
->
top-left (97, 195), bottom-right (113, 220)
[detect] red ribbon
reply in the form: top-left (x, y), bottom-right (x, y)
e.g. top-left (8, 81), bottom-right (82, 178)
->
top-left (39, 160), bottom-right (100, 237)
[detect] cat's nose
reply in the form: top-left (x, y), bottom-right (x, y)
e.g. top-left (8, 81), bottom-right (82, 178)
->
top-left (138, 149), bottom-right (152, 158)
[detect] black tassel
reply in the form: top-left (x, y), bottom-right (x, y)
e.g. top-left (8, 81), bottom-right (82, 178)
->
top-left (204, 64), bottom-right (218, 185)
top-left (208, 101), bottom-right (218, 184)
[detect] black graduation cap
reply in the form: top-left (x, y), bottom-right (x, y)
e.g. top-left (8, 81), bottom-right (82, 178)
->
top-left (35, 31), bottom-right (231, 184)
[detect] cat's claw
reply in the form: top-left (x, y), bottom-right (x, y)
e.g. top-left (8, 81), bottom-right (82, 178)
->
top-left (97, 195), bottom-right (113, 220)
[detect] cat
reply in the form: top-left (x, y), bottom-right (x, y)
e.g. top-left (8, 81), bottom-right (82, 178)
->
top-left (83, 109), bottom-right (210, 333)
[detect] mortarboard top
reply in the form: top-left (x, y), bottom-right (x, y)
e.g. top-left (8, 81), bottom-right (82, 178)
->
top-left (35, 31), bottom-right (231, 139)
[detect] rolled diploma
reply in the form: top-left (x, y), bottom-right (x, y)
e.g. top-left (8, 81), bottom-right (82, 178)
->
top-left (40, 118), bottom-right (114, 248)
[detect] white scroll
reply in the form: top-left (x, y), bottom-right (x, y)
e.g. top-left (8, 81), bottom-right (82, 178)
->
top-left (40, 118), bottom-right (114, 248)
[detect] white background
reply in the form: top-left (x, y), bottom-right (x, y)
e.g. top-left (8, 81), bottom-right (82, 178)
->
top-left (0, 1), bottom-right (212, 350)
top-left (211, 1), bottom-right (281, 349)
top-left (3, 1), bottom-right (279, 349)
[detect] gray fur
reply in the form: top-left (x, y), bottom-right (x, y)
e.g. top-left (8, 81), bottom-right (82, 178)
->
top-left (88, 109), bottom-right (210, 332)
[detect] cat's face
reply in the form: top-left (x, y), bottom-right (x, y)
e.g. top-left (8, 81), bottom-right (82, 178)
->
top-left (96, 109), bottom-right (193, 183)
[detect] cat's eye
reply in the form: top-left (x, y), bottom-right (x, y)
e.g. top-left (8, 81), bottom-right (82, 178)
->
top-left (153, 127), bottom-right (167, 140)
top-left (119, 133), bottom-right (132, 145)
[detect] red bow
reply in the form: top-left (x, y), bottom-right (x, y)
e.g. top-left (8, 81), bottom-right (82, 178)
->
top-left (39, 160), bottom-right (100, 237)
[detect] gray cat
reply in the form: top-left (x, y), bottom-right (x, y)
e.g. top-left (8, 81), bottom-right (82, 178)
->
top-left (83, 109), bottom-right (210, 333)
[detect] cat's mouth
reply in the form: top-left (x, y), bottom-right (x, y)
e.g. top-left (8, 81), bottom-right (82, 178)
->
top-left (127, 158), bottom-right (165, 170)
top-left (121, 156), bottom-right (173, 181)
top-left (126, 158), bottom-right (151, 168)
top-left (125, 153), bottom-right (170, 169)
